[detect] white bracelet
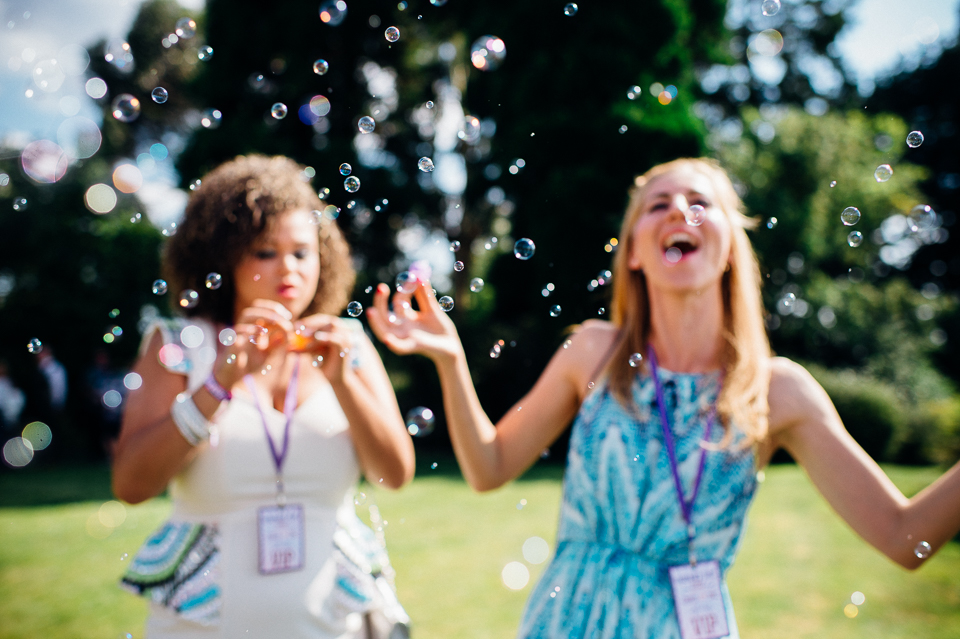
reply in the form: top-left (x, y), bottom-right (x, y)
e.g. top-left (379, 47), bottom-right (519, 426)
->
top-left (170, 393), bottom-right (211, 446)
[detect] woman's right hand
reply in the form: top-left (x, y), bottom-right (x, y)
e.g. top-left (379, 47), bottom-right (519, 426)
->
top-left (366, 280), bottom-right (463, 363)
top-left (214, 299), bottom-right (295, 388)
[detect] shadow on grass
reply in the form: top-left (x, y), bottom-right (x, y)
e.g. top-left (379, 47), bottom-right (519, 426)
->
top-left (408, 449), bottom-right (565, 483)
top-left (0, 461), bottom-right (116, 508)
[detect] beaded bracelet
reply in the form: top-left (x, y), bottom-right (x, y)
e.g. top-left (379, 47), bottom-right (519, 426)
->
top-left (170, 393), bottom-right (211, 446)
top-left (204, 373), bottom-right (233, 403)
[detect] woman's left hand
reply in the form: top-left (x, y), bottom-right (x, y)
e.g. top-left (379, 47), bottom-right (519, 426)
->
top-left (290, 314), bottom-right (357, 384)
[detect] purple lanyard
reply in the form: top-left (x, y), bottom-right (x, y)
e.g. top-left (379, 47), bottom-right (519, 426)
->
top-left (647, 348), bottom-right (716, 565)
top-left (244, 359), bottom-right (300, 503)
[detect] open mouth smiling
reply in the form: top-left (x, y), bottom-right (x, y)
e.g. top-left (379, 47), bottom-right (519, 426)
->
top-left (662, 231), bottom-right (700, 259)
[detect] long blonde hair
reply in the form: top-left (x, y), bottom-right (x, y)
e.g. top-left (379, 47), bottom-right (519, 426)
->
top-left (606, 158), bottom-right (771, 446)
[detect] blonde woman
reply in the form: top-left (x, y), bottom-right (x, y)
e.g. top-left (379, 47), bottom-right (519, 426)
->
top-left (368, 158), bottom-right (960, 638)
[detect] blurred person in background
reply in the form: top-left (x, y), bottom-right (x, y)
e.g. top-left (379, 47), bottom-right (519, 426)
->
top-left (111, 155), bottom-right (414, 639)
top-left (0, 358), bottom-right (26, 432)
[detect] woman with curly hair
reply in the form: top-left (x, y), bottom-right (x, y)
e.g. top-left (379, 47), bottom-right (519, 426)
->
top-left (368, 157), bottom-right (960, 638)
top-left (113, 155), bottom-right (414, 638)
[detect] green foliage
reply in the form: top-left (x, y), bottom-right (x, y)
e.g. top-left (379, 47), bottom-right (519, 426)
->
top-left (718, 106), bottom-right (958, 463)
top-left (805, 364), bottom-right (903, 460)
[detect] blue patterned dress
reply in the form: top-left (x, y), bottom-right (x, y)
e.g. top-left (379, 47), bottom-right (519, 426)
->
top-left (518, 369), bottom-right (757, 638)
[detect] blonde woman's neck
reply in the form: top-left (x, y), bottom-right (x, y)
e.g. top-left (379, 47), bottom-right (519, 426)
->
top-left (646, 283), bottom-right (724, 373)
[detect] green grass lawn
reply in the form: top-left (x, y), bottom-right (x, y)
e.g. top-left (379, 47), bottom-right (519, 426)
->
top-left (1, 461), bottom-right (958, 638)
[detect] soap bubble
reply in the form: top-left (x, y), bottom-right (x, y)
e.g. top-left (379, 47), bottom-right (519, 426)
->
top-left (21, 140), bottom-right (67, 184)
top-left (200, 108), bottom-right (222, 128)
top-left (396, 271), bottom-right (418, 294)
top-left (178, 289), bottom-right (199, 309)
top-left (205, 273), bottom-right (222, 289)
top-left (425, 100), bottom-right (434, 109)
top-left (318, 0), bottom-right (348, 26)
top-left (308, 95), bottom-right (331, 116)
top-left (22, 422), bottom-right (52, 450)
top-left (198, 46), bottom-right (213, 61)
top-left (27, 338), bottom-right (43, 354)
top-left (358, 116), bottom-right (376, 134)
top-left (271, 103), bottom-right (288, 119)
top-left (908, 204), bottom-right (936, 232)
top-left (664, 247), bottom-right (682, 264)
top-left (458, 116), bottom-right (481, 143)
top-left (175, 17), bottom-right (196, 38)
top-left (354, 492), bottom-right (366, 506)
top-left (619, 125), bottom-right (628, 134)
top-left (85, 183), bottom-right (117, 214)
top-left (469, 278), bottom-right (484, 293)
top-left (549, 305), bottom-right (561, 317)
top-left (450, 240), bottom-right (461, 252)
top-left (906, 131), bottom-right (924, 148)
top-left (418, 157), bottom-right (435, 172)
top-left (151, 87), bottom-right (168, 104)
top-left (851, 592), bottom-right (866, 606)
top-left (761, 0), bottom-right (781, 16)
top-left (564, 3), bottom-right (578, 16)
top-left (385, 26), bottom-right (400, 42)
top-left (12, 198), bottom-right (28, 211)
top-left (3, 437), bottom-right (34, 467)
top-left (405, 406), bottom-right (434, 436)
top-left (346, 301), bottom-right (363, 317)
top-left (490, 343), bottom-right (501, 358)
top-left (523, 536), bottom-right (550, 564)
top-left (339, 163), bottom-right (352, 176)
top-left (514, 238), bottom-right (536, 260)
top-left (344, 176), bottom-right (360, 192)
top-left (840, 207), bottom-right (861, 226)
top-left (766, 217), bottom-right (778, 229)
top-left (914, 541), bottom-right (931, 559)
top-left (829, 180), bottom-right (837, 188)
top-left (754, 29), bottom-right (784, 56)
top-left (777, 292), bottom-right (796, 314)
top-left (111, 94), bottom-right (140, 122)
top-left (104, 39), bottom-right (134, 74)
top-left (219, 328), bottom-right (237, 346)
top-left (502, 562), bottom-right (529, 590)
top-left (453, 261), bottom-right (464, 272)
top-left (628, 352), bottom-right (643, 367)
top-left (470, 35), bottom-right (506, 71)
top-left (439, 296), bottom-right (454, 311)
top-left (152, 279), bottom-right (168, 295)
top-left (874, 164), bottom-right (893, 182)
top-left (685, 204), bottom-right (706, 226)
top-left (847, 231), bottom-right (863, 247)
top-left (313, 59), bottom-right (329, 75)
top-left (627, 85), bottom-right (641, 100)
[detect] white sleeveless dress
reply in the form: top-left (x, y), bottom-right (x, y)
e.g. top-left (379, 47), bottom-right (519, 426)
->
top-left (122, 318), bottom-right (407, 639)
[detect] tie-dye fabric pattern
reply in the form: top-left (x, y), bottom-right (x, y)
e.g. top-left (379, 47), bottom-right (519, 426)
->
top-left (518, 369), bottom-right (757, 638)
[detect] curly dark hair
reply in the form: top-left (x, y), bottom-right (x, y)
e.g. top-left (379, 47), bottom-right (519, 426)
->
top-left (163, 155), bottom-right (355, 325)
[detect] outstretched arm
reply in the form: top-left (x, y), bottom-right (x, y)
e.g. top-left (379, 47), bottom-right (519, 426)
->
top-left (768, 356), bottom-right (960, 569)
top-left (366, 279), bottom-right (599, 491)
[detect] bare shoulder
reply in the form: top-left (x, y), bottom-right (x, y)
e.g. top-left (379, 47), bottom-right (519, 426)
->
top-left (558, 320), bottom-right (619, 396)
top-left (565, 320), bottom-right (618, 358)
top-left (767, 356), bottom-right (834, 439)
